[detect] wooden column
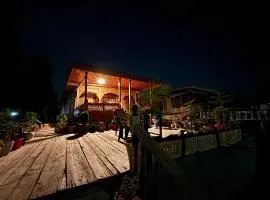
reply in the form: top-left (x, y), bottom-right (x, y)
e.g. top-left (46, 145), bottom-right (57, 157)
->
top-left (118, 77), bottom-right (122, 108)
top-left (84, 71), bottom-right (88, 111)
top-left (128, 79), bottom-right (131, 111)
top-left (251, 111), bottom-right (254, 120)
top-left (230, 111), bottom-right (233, 120)
top-left (244, 111), bottom-right (248, 120)
top-left (159, 102), bottom-right (163, 138)
top-left (150, 80), bottom-right (153, 128)
top-left (150, 80), bottom-right (153, 106)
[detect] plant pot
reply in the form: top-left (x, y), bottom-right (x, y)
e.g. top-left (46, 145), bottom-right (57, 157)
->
top-left (12, 138), bottom-right (24, 151)
top-left (0, 141), bottom-right (15, 157)
top-left (26, 132), bottom-right (35, 141)
top-left (68, 126), bottom-right (75, 134)
top-left (57, 125), bottom-right (68, 134)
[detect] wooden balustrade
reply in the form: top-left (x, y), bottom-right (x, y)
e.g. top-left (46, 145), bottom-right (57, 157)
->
top-left (130, 125), bottom-right (242, 199)
top-left (87, 103), bottom-right (120, 112)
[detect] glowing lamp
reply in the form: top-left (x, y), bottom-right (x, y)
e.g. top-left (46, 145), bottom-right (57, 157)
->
top-left (10, 111), bottom-right (19, 117)
top-left (97, 78), bottom-right (105, 84)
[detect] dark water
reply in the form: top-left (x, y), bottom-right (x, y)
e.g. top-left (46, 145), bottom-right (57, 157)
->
top-left (157, 142), bottom-right (256, 200)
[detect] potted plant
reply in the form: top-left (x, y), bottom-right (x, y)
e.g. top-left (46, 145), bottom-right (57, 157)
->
top-left (55, 113), bottom-right (68, 134)
top-left (0, 137), bottom-right (14, 157)
top-left (10, 121), bottom-right (24, 151)
top-left (22, 112), bottom-right (39, 141)
top-left (0, 121), bottom-right (15, 157)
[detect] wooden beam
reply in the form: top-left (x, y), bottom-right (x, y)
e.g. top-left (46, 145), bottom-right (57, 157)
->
top-left (118, 78), bottom-right (122, 108)
top-left (128, 79), bottom-right (131, 111)
top-left (84, 71), bottom-right (88, 111)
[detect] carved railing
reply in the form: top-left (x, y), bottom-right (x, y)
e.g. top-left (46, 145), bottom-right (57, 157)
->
top-left (130, 126), bottom-right (242, 199)
top-left (87, 103), bottom-right (120, 112)
top-left (131, 124), bottom-right (196, 200)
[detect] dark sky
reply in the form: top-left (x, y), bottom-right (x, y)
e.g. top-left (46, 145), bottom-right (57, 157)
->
top-left (20, 1), bottom-right (262, 95)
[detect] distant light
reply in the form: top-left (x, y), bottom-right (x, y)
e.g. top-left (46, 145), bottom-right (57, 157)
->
top-left (74, 109), bottom-right (80, 116)
top-left (10, 111), bottom-right (18, 117)
top-left (97, 78), bottom-right (105, 85)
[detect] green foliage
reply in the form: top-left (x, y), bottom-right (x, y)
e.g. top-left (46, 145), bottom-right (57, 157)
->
top-left (210, 92), bottom-right (233, 125)
top-left (0, 108), bottom-right (11, 121)
top-left (208, 92), bottom-right (233, 107)
top-left (56, 113), bottom-right (68, 125)
top-left (212, 106), bottom-right (231, 124)
top-left (25, 112), bottom-right (37, 124)
top-left (0, 120), bottom-right (22, 142)
top-left (212, 106), bottom-right (223, 123)
top-left (138, 83), bottom-right (171, 108)
top-left (184, 99), bottom-right (204, 119)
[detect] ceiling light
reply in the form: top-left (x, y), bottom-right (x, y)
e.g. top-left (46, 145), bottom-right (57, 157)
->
top-left (97, 78), bottom-right (105, 84)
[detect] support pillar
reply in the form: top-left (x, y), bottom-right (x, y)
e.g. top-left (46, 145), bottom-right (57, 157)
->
top-left (150, 80), bottom-right (153, 106)
top-left (244, 111), bottom-right (247, 120)
top-left (149, 80), bottom-right (153, 128)
top-left (84, 71), bottom-right (88, 111)
top-left (230, 111), bottom-right (233, 120)
top-left (128, 79), bottom-right (131, 111)
top-left (118, 78), bottom-right (122, 108)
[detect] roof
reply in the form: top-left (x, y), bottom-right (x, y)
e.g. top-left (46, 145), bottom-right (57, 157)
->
top-left (65, 62), bottom-right (162, 93)
top-left (171, 85), bottom-right (217, 95)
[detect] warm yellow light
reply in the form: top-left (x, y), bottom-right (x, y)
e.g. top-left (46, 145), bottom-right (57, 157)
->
top-left (97, 78), bottom-right (106, 84)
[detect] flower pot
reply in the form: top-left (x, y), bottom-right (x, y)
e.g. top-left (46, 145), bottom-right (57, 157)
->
top-left (25, 132), bottom-right (35, 141)
top-left (55, 125), bottom-right (67, 134)
top-left (12, 138), bottom-right (24, 151)
top-left (0, 141), bottom-right (15, 157)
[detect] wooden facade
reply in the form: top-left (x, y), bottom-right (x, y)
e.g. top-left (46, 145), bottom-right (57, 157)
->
top-left (62, 63), bottom-right (161, 120)
top-left (162, 86), bottom-right (217, 121)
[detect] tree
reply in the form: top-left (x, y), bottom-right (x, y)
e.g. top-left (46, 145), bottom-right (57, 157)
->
top-left (208, 91), bottom-right (233, 107)
top-left (138, 84), bottom-right (171, 108)
top-left (138, 83), bottom-right (171, 116)
top-left (182, 98), bottom-right (203, 120)
top-left (209, 92), bottom-right (233, 124)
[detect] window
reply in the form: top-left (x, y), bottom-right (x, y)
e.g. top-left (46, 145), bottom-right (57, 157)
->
top-left (162, 102), bottom-right (167, 110)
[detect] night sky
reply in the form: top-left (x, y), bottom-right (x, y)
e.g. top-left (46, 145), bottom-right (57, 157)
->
top-left (19, 1), bottom-right (262, 95)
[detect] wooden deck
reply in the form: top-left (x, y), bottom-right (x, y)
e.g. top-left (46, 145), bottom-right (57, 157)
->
top-left (0, 126), bottom-right (130, 200)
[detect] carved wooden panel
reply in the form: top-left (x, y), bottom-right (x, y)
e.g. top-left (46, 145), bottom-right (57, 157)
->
top-left (185, 134), bottom-right (217, 156)
top-left (219, 129), bottom-right (242, 145)
top-left (160, 140), bottom-right (182, 159)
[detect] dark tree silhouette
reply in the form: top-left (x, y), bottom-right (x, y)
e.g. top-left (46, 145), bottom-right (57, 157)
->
top-left (1, 56), bottom-right (58, 123)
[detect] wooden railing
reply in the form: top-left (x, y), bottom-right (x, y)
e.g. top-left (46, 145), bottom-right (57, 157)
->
top-left (87, 103), bottom-right (120, 112)
top-left (130, 125), bottom-right (242, 199)
top-left (131, 124), bottom-right (197, 200)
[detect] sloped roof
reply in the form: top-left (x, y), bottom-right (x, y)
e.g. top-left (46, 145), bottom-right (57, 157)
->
top-left (65, 62), bottom-right (162, 93)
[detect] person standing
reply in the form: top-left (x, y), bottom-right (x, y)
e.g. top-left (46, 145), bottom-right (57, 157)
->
top-left (130, 105), bottom-right (141, 176)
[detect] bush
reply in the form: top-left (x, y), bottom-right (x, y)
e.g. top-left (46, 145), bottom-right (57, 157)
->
top-left (78, 111), bottom-right (89, 125)
top-left (56, 113), bottom-right (68, 125)
top-left (25, 112), bottom-right (37, 124)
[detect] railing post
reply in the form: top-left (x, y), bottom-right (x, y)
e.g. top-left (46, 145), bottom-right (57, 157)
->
top-left (181, 134), bottom-right (185, 157)
top-left (216, 131), bottom-right (220, 148)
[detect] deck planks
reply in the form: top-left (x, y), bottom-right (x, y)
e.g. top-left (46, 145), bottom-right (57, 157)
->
top-left (66, 138), bottom-right (96, 189)
top-left (88, 134), bottom-right (130, 173)
top-left (0, 142), bottom-right (40, 181)
top-left (30, 136), bottom-right (67, 199)
top-left (97, 132), bottom-right (129, 155)
top-left (7, 138), bottom-right (57, 200)
top-left (83, 134), bottom-right (120, 175)
top-left (77, 136), bottom-right (115, 179)
top-left (0, 138), bottom-right (56, 200)
top-left (0, 129), bottom-right (130, 200)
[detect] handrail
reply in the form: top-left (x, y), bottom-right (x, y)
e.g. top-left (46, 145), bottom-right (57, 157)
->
top-left (131, 124), bottom-right (198, 199)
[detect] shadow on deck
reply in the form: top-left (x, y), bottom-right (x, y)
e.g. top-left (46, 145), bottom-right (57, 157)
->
top-left (36, 172), bottom-right (129, 200)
